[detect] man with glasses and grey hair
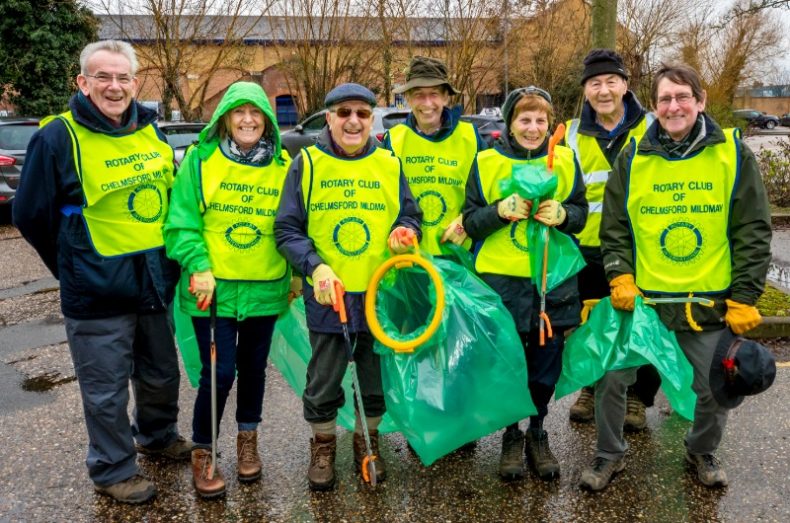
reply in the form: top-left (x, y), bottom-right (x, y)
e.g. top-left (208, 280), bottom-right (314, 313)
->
top-left (14, 40), bottom-right (190, 504)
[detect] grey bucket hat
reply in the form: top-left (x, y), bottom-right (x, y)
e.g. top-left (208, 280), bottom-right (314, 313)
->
top-left (393, 56), bottom-right (460, 95)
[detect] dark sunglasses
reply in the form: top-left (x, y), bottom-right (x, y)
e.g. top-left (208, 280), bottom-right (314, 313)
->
top-left (332, 107), bottom-right (373, 119)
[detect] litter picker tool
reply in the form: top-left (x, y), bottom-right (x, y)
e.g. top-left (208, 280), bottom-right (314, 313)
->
top-left (208, 298), bottom-right (218, 480)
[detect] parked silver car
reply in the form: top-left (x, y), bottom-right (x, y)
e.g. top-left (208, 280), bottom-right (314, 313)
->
top-left (0, 119), bottom-right (39, 206)
top-left (157, 121), bottom-right (205, 168)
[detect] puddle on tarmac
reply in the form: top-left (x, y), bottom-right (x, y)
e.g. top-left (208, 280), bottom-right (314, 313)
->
top-left (21, 372), bottom-right (76, 392)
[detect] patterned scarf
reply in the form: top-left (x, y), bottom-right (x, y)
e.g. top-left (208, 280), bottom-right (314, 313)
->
top-left (221, 135), bottom-right (274, 166)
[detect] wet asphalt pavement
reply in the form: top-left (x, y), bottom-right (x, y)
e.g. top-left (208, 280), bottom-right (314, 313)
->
top-left (0, 214), bottom-right (788, 522)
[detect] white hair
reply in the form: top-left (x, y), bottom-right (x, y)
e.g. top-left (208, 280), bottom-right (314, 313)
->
top-left (80, 40), bottom-right (138, 76)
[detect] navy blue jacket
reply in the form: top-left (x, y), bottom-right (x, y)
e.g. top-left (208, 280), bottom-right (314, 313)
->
top-left (274, 129), bottom-right (422, 334)
top-left (13, 95), bottom-right (179, 319)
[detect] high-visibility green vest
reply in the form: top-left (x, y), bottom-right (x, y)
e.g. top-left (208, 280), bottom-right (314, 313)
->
top-left (200, 149), bottom-right (289, 281)
top-left (473, 145), bottom-right (576, 277)
top-left (627, 129), bottom-right (739, 293)
top-left (301, 145), bottom-right (402, 292)
top-left (388, 121), bottom-right (477, 255)
top-left (56, 111), bottom-right (174, 257)
top-left (565, 113), bottom-right (653, 247)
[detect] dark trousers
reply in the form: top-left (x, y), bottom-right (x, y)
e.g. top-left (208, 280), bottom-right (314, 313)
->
top-left (303, 330), bottom-right (385, 424)
top-left (191, 315), bottom-right (277, 446)
top-left (522, 330), bottom-right (565, 426)
top-left (65, 312), bottom-right (181, 486)
top-left (578, 253), bottom-right (661, 406)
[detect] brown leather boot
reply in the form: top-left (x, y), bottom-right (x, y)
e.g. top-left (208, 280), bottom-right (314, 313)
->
top-left (191, 448), bottom-right (226, 498)
top-left (353, 430), bottom-right (386, 483)
top-left (237, 430), bottom-right (261, 483)
top-left (308, 434), bottom-right (337, 491)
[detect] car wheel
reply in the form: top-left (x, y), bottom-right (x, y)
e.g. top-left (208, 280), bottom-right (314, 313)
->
top-left (765, 120), bottom-right (776, 130)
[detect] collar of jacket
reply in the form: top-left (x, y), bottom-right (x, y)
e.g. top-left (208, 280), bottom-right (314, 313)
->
top-left (579, 90), bottom-right (646, 138)
top-left (69, 92), bottom-right (157, 136)
top-left (405, 105), bottom-right (462, 140)
top-left (638, 113), bottom-right (726, 157)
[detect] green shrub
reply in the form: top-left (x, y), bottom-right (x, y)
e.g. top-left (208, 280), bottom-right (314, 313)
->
top-left (757, 139), bottom-right (790, 207)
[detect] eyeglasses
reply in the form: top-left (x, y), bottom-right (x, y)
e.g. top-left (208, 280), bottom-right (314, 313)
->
top-left (514, 86), bottom-right (552, 104)
top-left (331, 107), bottom-right (372, 119)
top-left (656, 93), bottom-right (695, 107)
top-left (85, 73), bottom-right (134, 85)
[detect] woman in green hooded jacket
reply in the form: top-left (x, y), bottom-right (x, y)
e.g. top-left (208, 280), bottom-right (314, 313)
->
top-left (164, 82), bottom-right (292, 498)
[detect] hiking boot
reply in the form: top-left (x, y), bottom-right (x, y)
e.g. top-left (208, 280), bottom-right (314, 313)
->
top-left (353, 430), bottom-right (386, 483)
top-left (498, 427), bottom-right (525, 480)
top-left (94, 474), bottom-right (156, 504)
top-left (191, 448), bottom-right (226, 499)
top-left (579, 456), bottom-right (625, 491)
top-left (308, 434), bottom-right (337, 491)
top-left (685, 452), bottom-right (728, 488)
top-left (237, 430), bottom-right (261, 483)
top-left (525, 429), bottom-right (560, 479)
top-left (136, 434), bottom-right (193, 461)
top-left (569, 387), bottom-right (595, 423)
top-left (623, 392), bottom-right (647, 432)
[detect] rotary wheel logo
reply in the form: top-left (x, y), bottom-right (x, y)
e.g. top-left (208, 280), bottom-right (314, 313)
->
top-left (509, 222), bottom-right (529, 253)
top-left (127, 183), bottom-right (163, 223)
top-left (225, 222), bottom-right (262, 249)
top-left (416, 190), bottom-right (447, 227)
top-left (660, 221), bottom-right (702, 263)
top-left (333, 216), bottom-right (370, 257)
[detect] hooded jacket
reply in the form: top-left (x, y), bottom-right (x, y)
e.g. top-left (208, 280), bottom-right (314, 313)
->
top-left (13, 94), bottom-right (179, 319)
top-left (164, 82), bottom-right (291, 319)
top-left (601, 113), bottom-right (771, 331)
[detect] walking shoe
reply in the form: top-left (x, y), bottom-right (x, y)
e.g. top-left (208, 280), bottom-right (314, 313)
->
top-left (94, 474), bottom-right (156, 504)
top-left (136, 434), bottom-right (193, 461)
top-left (569, 387), bottom-right (595, 423)
top-left (191, 448), bottom-right (226, 499)
top-left (353, 430), bottom-right (386, 483)
top-left (237, 430), bottom-right (262, 483)
top-left (579, 456), bottom-right (625, 491)
top-left (623, 392), bottom-right (647, 432)
top-left (685, 452), bottom-right (728, 487)
top-left (524, 429), bottom-right (560, 479)
top-left (498, 427), bottom-right (525, 480)
top-left (308, 434), bottom-right (337, 491)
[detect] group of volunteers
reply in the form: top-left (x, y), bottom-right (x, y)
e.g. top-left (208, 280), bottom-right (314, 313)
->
top-left (13, 38), bottom-right (771, 505)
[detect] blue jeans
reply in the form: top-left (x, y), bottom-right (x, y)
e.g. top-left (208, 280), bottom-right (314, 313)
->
top-left (191, 315), bottom-right (277, 446)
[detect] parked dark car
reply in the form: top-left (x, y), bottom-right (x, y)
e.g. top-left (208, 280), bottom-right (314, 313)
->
top-left (280, 108), bottom-right (409, 157)
top-left (157, 121), bottom-right (205, 167)
top-left (779, 113), bottom-right (790, 127)
top-left (460, 114), bottom-right (506, 147)
top-left (733, 109), bottom-right (780, 130)
top-left (0, 119), bottom-right (39, 206)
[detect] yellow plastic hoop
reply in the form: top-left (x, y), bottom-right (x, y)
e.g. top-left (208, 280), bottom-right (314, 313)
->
top-left (365, 250), bottom-right (445, 353)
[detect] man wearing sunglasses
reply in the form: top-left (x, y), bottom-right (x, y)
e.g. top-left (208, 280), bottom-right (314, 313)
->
top-left (564, 49), bottom-right (661, 432)
top-left (275, 83), bottom-right (422, 490)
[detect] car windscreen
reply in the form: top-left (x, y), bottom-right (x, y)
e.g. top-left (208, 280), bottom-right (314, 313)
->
top-left (166, 133), bottom-right (200, 148)
top-left (0, 124), bottom-right (38, 150)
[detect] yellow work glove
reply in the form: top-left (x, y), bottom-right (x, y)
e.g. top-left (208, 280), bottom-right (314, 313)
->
top-left (497, 194), bottom-right (532, 221)
top-left (312, 264), bottom-right (342, 306)
top-left (610, 273), bottom-right (642, 311)
top-left (188, 270), bottom-right (216, 312)
top-left (440, 214), bottom-right (468, 245)
top-left (534, 199), bottom-right (567, 227)
top-left (725, 299), bottom-right (762, 334)
top-left (288, 275), bottom-right (303, 304)
top-left (388, 226), bottom-right (417, 254)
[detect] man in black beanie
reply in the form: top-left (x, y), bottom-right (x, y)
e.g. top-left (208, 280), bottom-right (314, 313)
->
top-left (565, 49), bottom-right (661, 432)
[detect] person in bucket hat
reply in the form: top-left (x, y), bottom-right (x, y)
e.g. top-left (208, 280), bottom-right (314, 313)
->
top-left (710, 329), bottom-right (776, 409)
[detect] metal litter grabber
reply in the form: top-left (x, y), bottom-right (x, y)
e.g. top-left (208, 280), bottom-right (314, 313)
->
top-left (332, 281), bottom-right (378, 487)
top-left (208, 298), bottom-right (218, 480)
top-left (643, 294), bottom-right (715, 332)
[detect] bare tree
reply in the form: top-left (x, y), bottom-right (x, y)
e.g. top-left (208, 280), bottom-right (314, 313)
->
top-left (591, 0), bottom-right (618, 49)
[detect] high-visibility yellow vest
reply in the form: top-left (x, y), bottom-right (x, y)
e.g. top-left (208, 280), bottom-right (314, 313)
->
top-left (56, 111), bottom-right (174, 257)
top-left (627, 129), bottom-right (739, 293)
top-left (200, 149), bottom-right (290, 281)
top-left (388, 121), bottom-right (477, 255)
top-left (301, 145), bottom-right (402, 292)
top-left (565, 113), bottom-right (654, 247)
top-left (473, 145), bottom-right (576, 277)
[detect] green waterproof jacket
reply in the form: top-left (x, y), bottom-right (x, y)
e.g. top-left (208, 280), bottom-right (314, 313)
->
top-left (164, 82), bottom-right (291, 319)
top-left (600, 114), bottom-right (772, 331)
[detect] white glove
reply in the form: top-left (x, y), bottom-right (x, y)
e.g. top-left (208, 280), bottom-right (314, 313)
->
top-left (497, 194), bottom-right (532, 221)
top-left (311, 264), bottom-right (342, 306)
top-left (534, 199), bottom-right (566, 227)
top-left (440, 214), bottom-right (468, 245)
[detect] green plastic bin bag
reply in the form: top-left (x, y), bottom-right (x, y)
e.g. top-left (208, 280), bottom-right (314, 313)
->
top-left (268, 299), bottom-right (397, 433)
top-left (372, 254), bottom-right (537, 465)
top-left (174, 291), bottom-right (201, 388)
top-left (555, 296), bottom-right (697, 420)
top-left (502, 163), bottom-right (586, 294)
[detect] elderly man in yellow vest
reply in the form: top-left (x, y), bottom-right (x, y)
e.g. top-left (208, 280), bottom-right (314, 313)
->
top-left (275, 83), bottom-right (422, 491)
top-left (13, 40), bottom-right (190, 504)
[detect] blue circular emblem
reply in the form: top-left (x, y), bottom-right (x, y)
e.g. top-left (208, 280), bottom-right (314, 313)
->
top-left (509, 222), bottom-right (529, 253)
top-left (127, 183), bottom-right (163, 223)
top-left (333, 216), bottom-right (370, 257)
top-left (225, 222), bottom-right (262, 249)
top-left (416, 190), bottom-right (447, 227)
top-left (660, 221), bottom-right (702, 263)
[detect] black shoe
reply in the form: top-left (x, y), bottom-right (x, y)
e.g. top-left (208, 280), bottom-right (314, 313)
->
top-left (525, 429), bottom-right (559, 480)
top-left (498, 427), bottom-right (524, 480)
